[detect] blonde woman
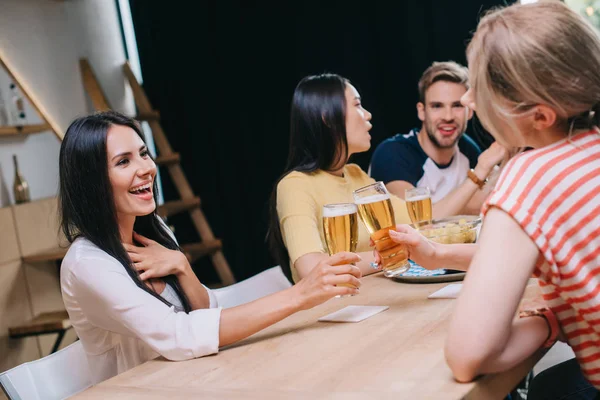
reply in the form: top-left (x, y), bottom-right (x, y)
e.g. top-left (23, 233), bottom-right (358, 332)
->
top-left (376, 2), bottom-right (600, 398)
top-left (449, 2), bottom-right (600, 398)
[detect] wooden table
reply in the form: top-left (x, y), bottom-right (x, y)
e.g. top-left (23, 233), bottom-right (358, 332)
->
top-left (72, 274), bottom-right (542, 399)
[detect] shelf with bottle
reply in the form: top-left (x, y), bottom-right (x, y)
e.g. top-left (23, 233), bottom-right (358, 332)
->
top-left (0, 54), bottom-right (63, 140)
top-left (9, 196), bottom-right (70, 264)
top-left (0, 81), bottom-right (52, 136)
top-left (1, 158), bottom-right (67, 263)
top-left (0, 123), bottom-right (52, 136)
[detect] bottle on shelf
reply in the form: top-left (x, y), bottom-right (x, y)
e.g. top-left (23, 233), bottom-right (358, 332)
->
top-left (13, 154), bottom-right (30, 204)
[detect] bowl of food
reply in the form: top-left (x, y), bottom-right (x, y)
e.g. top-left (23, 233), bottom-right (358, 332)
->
top-left (416, 215), bottom-right (481, 244)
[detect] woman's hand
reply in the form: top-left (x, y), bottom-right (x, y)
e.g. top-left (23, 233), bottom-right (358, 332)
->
top-left (372, 224), bottom-right (439, 270)
top-left (124, 232), bottom-right (189, 281)
top-left (293, 252), bottom-right (362, 310)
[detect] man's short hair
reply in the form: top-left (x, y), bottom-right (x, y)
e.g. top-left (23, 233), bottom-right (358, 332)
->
top-left (418, 61), bottom-right (469, 103)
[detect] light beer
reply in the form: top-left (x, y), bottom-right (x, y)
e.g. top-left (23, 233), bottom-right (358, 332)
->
top-left (322, 204), bottom-right (358, 254)
top-left (355, 194), bottom-right (395, 235)
top-left (322, 203), bottom-right (359, 292)
top-left (353, 182), bottom-right (410, 277)
top-left (406, 195), bottom-right (432, 227)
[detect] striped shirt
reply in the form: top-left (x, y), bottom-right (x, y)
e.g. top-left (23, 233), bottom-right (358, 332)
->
top-left (482, 129), bottom-right (600, 387)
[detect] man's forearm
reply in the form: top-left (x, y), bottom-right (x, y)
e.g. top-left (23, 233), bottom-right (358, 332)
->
top-left (432, 162), bottom-right (495, 218)
top-left (432, 179), bottom-right (480, 219)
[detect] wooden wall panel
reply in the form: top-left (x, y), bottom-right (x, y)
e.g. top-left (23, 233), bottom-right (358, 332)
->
top-left (0, 207), bottom-right (20, 264)
top-left (23, 260), bottom-right (76, 355)
top-left (1, 197), bottom-right (76, 371)
top-left (0, 260), bottom-right (40, 372)
top-left (12, 196), bottom-right (68, 258)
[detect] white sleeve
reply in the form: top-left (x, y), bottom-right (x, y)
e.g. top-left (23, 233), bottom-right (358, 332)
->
top-left (206, 284), bottom-right (219, 308)
top-left (67, 255), bottom-right (222, 361)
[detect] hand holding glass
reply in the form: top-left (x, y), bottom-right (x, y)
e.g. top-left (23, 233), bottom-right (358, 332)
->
top-left (353, 182), bottom-right (410, 277)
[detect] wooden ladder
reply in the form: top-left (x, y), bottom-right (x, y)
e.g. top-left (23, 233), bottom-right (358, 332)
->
top-left (79, 59), bottom-right (235, 286)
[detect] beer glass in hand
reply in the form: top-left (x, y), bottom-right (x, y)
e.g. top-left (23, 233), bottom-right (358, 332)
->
top-left (353, 182), bottom-right (410, 277)
top-left (322, 203), bottom-right (359, 294)
top-left (405, 187), bottom-right (432, 229)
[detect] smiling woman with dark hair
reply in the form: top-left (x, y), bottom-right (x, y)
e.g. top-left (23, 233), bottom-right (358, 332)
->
top-left (59, 111), bottom-right (194, 312)
top-left (59, 110), bottom-right (362, 384)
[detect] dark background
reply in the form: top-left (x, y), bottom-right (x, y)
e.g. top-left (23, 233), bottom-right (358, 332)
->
top-left (128, 0), bottom-right (511, 284)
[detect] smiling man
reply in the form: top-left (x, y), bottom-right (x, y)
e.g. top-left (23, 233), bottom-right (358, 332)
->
top-left (370, 61), bottom-right (505, 218)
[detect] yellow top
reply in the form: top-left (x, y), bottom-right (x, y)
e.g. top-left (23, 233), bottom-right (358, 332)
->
top-left (276, 164), bottom-right (410, 282)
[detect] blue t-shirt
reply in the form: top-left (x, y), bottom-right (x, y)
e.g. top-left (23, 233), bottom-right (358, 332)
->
top-left (369, 129), bottom-right (481, 203)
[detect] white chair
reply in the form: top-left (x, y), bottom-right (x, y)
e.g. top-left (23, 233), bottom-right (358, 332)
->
top-left (0, 340), bottom-right (92, 400)
top-left (533, 341), bottom-right (576, 376)
top-left (213, 266), bottom-right (292, 308)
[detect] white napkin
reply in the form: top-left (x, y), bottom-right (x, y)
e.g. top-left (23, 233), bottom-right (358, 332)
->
top-left (318, 305), bottom-right (389, 323)
top-left (428, 283), bottom-right (463, 299)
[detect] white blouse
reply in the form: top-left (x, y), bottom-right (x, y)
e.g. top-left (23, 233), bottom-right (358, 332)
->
top-left (60, 237), bottom-right (222, 385)
top-left (160, 282), bottom-right (185, 312)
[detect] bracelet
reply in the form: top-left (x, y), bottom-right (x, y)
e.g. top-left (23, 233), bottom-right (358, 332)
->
top-left (519, 307), bottom-right (560, 349)
top-left (467, 169), bottom-right (487, 189)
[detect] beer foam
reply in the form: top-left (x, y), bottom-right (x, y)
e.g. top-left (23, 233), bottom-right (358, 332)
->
top-left (354, 193), bottom-right (390, 205)
top-left (407, 195), bottom-right (431, 202)
top-left (323, 203), bottom-right (357, 217)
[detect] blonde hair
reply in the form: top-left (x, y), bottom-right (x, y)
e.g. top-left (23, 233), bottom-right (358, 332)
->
top-left (418, 61), bottom-right (469, 103)
top-left (467, 1), bottom-right (600, 142)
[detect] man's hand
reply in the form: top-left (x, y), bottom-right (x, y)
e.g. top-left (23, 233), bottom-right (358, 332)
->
top-left (474, 142), bottom-right (508, 180)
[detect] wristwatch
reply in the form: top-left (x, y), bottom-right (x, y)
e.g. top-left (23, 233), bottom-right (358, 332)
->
top-left (519, 307), bottom-right (560, 349)
top-left (467, 169), bottom-right (487, 189)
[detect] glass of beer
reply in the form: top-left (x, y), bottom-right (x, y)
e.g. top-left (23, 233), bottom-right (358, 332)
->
top-left (352, 182), bottom-right (410, 277)
top-left (322, 203), bottom-right (359, 295)
top-left (405, 187), bottom-right (432, 228)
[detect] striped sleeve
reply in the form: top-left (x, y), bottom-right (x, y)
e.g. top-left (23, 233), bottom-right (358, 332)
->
top-left (481, 131), bottom-right (600, 388)
top-left (482, 149), bottom-right (566, 284)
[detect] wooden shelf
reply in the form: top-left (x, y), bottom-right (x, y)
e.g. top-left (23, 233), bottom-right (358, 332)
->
top-left (155, 152), bottom-right (180, 166)
top-left (0, 123), bottom-right (52, 136)
top-left (22, 247), bottom-right (68, 263)
top-left (135, 110), bottom-right (160, 121)
top-left (181, 239), bottom-right (222, 264)
top-left (9, 310), bottom-right (71, 337)
top-left (157, 197), bottom-right (201, 218)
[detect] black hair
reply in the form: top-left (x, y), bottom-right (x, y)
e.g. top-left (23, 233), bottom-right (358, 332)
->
top-left (267, 73), bottom-right (349, 280)
top-left (59, 110), bottom-right (191, 312)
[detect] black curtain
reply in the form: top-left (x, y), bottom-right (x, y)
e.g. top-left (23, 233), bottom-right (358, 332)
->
top-left (128, 0), bottom-right (512, 284)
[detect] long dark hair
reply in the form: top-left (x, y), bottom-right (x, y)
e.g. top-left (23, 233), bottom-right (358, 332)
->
top-left (267, 73), bottom-right (349, 280)
top-left (59, 110), bottom-right (191, 312)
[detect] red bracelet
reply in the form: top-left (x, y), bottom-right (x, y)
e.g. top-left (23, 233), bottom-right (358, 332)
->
top-left (519, 307), bottom-right (560, 349)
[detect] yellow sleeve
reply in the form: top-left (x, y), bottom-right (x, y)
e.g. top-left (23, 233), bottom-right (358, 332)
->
top-left (390, 194), bottom-right (411, 225)
top-left (346, 164), bottom-right (411, 225)
top-left (276, 174), bottom-right (326, 268)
